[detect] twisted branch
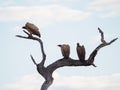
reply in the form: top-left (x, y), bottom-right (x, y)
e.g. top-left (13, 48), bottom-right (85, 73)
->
top-left (16, 28), bottom-right (118, 90)
top-left (86, 27), bottom-right (118, 67)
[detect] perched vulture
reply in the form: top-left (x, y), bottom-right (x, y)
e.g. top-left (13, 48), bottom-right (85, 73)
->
top-left (58, 44), bottom-right (70, 59)
top-left (76, 43), bottom-right (86, 63)
top-left (22, 22), bottom-right (41, 37)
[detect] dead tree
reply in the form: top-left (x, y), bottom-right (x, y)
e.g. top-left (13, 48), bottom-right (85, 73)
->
top-left (16, 27), bottom-right (118, 90)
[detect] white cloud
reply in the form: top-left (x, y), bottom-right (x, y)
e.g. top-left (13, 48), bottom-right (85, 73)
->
top-left (90, 0), bottom-right (120, 17)
top-left (53, 73), bottom-right (120, 90)
top-left (2, 73), bottom-right (120, 90)
top-left (4, 73), bottom-right (44, 90)
top-left (0, 5), bottom-right (90, 26)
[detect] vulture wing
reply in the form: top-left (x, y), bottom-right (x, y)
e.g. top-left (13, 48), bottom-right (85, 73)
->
top-left (76, 43), bottom-right (86, 63)
top-left (81, 45), bottom-right (86, 60)
top-left (23, 22), bottom-right (41, 37)
top-left (58, 44), bottom-right (70, 59)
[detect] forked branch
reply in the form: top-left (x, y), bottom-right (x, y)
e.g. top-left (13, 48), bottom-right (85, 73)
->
top-left (87, 27), bottom-right (118, 66)
top-left (16, 27), bottom-right (118, 90)
top-left (16, 30), bottom-right (46, 66)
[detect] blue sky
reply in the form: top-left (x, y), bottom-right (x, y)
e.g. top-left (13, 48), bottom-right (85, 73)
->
top-left (0, 0), bottom-right (120, 90)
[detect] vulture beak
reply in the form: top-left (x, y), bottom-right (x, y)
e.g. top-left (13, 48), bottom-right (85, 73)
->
top-left (58, 45), bottom-right (61, 47)
top-left (22, 26), bottom-right (26, 29)
top-left (77, 43), bottom-right (80, 46)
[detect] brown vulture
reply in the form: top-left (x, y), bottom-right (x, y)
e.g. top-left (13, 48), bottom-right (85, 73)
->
top-left (76, 43), bottom-right (86, 63)
top-left (22, 22), bottom-right (41, 37)
top-left (58, 44), bottom-right (70, 59)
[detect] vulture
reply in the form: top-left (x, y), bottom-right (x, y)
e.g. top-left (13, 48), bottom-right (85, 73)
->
top-left (22, 22), bottom-right (41, 37)
top-left (76, 43), bottom-right (86, 63)
top-left (58, 44), bottom-right (70, 59)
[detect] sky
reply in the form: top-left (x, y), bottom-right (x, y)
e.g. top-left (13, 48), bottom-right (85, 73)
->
top-left (0, 0), bottom-right (120, 90)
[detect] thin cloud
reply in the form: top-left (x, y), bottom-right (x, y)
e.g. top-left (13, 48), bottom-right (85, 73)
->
top-left (2, 73), bottom-right (120, 90)
top-left (89, 0), bottom-right (120, 17)
top-left (4, 73), bottom-right (43, 90)
top-left (0, 5), bottom-right (90, 26)
top-left (53, 73), bottom-right (120, 89)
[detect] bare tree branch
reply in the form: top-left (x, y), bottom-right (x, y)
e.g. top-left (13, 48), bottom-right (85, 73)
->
top-left (30, 55), bottom-right (37, 66)
top-left (17, 27), bottom-right (118, 90)
top-left (16, 31), bottom-right (46, 65)
top-left (86, 28), bottom-right (118, 67)
top-left (23, 30), bottom-right (30, 36)
top-left (98, 27), bottom-right (106, 43)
